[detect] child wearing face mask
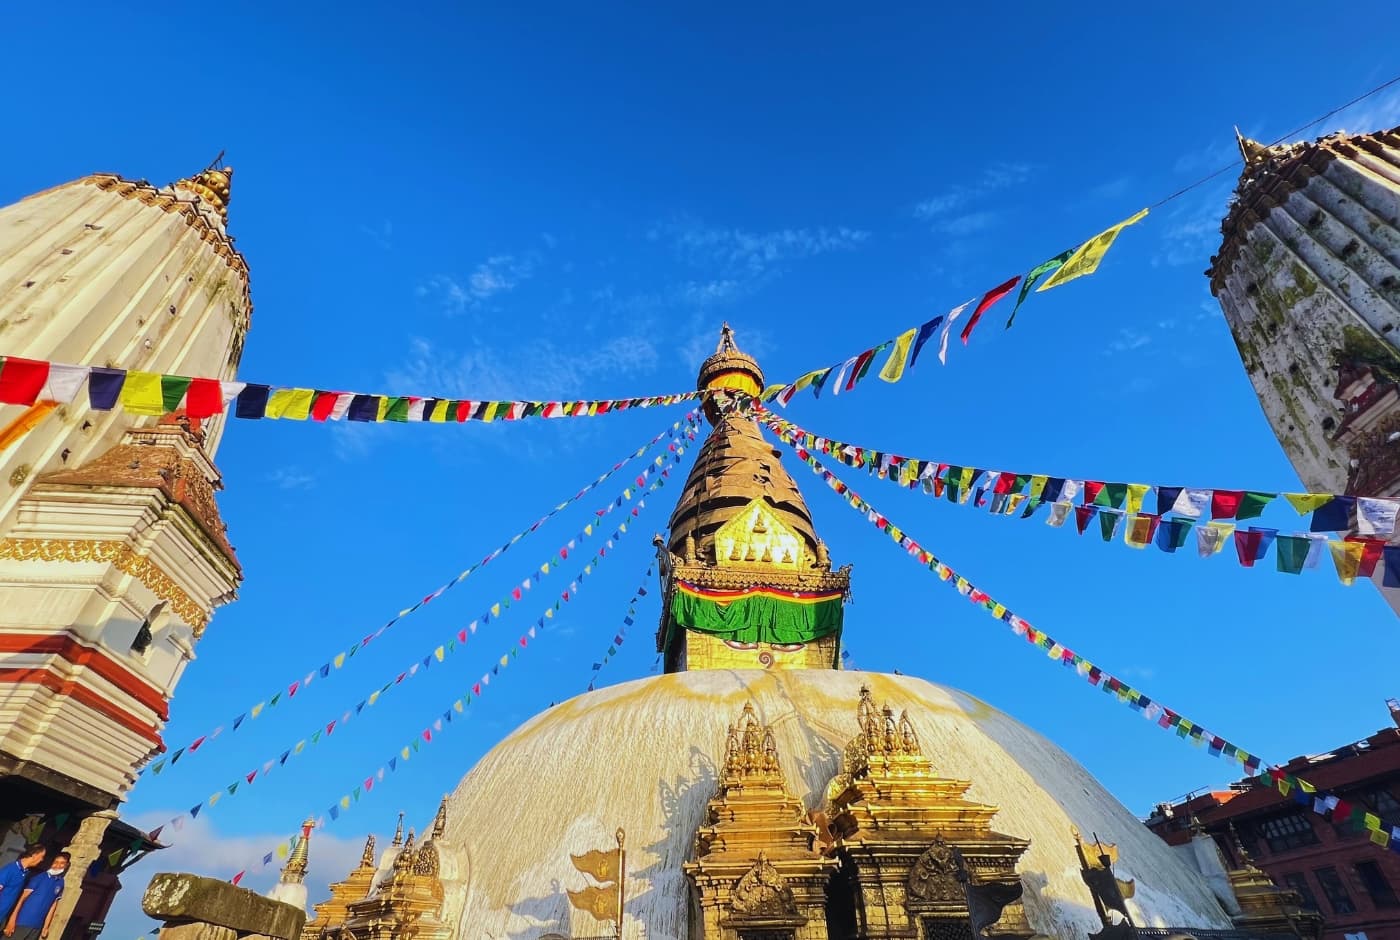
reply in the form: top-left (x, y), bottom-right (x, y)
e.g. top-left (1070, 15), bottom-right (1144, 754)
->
top-left (5, 853), bottom-right (67, 940)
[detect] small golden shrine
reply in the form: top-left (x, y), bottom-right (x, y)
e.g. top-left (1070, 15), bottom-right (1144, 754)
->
top-left (313, 802), bottom-right (451, 940)
top-left (300, 835), bottom-right (377, 940)
top-left (824, 687), bottom-right (1033, 940)
top-left (684, 702), bottom-right (840, 939)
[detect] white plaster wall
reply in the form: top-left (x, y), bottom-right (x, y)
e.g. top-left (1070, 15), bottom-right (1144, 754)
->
top-left (434, 670), bottom-right (1236, 940)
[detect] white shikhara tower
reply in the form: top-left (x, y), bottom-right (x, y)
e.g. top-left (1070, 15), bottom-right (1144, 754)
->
top-left (0, 165), bottom-right (250, 925)
top-left (1209, 126), bottom-right (1400, 613)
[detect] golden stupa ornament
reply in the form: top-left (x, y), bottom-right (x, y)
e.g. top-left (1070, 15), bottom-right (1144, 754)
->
top-left (175, 165), bottom-right (234, 222)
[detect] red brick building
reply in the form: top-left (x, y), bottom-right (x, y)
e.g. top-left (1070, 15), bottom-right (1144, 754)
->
top-left (1146, 703), bottom-right (1400, 940)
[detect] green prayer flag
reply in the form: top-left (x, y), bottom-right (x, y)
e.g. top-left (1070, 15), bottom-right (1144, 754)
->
top-left (1102, 483), bottom-right (1128, 509)
top-left (1237, 491), bottom-right (1275, 520)
top-left (1275, 535), bottom-right (1310, 574)
top-left (1099, 510), bottom-right (1121, 541)
top-left (160, 375), bottom-right (192, 413)
top-left (1006, 248), bottom-right (1074, 328)
top-left (385, 397), bottom-right (410, 422)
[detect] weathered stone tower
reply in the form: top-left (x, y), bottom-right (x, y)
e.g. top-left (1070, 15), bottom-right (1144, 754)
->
top-left (1210, 126), bottom-right (1399, 612)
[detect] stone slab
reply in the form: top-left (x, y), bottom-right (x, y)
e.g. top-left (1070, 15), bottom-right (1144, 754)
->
top-left (142, 873), bottom-right (307, 940)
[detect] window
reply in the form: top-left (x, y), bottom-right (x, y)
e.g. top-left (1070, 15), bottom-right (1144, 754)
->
top-left (1315, 866), bottom-right (1358, 915)
top-left (1258, 812), bottom-right (1319, 853)
top-left (1369, 789), bottom-right (1400, 817)
top-left (130, 602), bottom-right (167, 660)
top-left (1356, 860), bottom-right (1400, 908)
top-left (1282, 872), bottom-right (1320, 912)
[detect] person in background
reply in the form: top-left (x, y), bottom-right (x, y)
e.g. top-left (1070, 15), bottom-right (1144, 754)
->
top-left (0, 845), bottom-right (46, 935)
top-left (6, 852), bottom-right (67, 940)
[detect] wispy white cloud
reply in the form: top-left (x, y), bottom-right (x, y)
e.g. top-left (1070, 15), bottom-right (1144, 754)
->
top-left (1313, 85), bottom-right (1400, 139)
top-left (913, 162), bottom-right (1033, 234)
top-left (357, 220), bottom-right (393, 251)
top-left (1104, 328), bottom-right (1154, 356)
top-left (266, 466), bottom-right (314, 490)
top-left (104, 813), bottom-right (370, 940)
top-left (650, 219), bottom-right (869, 276)
top-left (417, 254), bottom-right (538, 313)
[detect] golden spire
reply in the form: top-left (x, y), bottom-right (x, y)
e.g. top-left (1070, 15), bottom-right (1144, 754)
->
top-left (281, 818), bottom-right (315, 884)
top-left (1234, 127), bottom-right (1274, 168)
top-left (174, 164), bottom-right (234, 222)
top-left (432, 797), bottom-right (448, 840)
top-left (392, 811), bottom-right (405, 846)
top-left (359, 833), bottom-right (376, 870)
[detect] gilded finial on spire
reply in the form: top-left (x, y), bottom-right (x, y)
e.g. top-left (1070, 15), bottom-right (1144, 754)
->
top-left (717, 322), bottom-right (738, 353)
top-left (432, 796), bottom-right (448, 839)
top-left (280, 818), bottom-right (315, 884)
top-left (359, 833), bottom-right (376, 869)
top-left (392, 811), bottom-right (405, 846)
top-left (174, 162), bottom-right (234, 223)
top-left (1235, 127), bottom-right (1274, 168)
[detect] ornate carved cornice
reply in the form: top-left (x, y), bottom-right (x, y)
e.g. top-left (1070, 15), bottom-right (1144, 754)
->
top-left (0, 538), bottom-right (210, 633)
top-left (669, 560), bottom-right (850, 594)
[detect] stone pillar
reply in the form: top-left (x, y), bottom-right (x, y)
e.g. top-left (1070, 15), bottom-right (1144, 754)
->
top-left (48, 809), bottom-right (116, 940)
top-left (143, 873), bottom-right (307, 940)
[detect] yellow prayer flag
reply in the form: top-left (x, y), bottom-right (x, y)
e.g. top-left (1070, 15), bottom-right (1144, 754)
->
top-left (584, 524), bottom-right (593, 536)
top-left (119, 371), bottom-right (166, 415)
top-left (340, 796), bottom-right (351, 809)
top-left (265, 388), bottom-right (315, 420)
top-left (545, 609), bottom-right (555, 619)
top-left (1285, 493), bottom-right (1334, 514)
top-left (1125, 514), bottom-right (1155, 549)
top-left (1206, 521), bottom-right (1235, 554)
top-left (1037, 209), bottom-right (1149, 292)
top-left (368, 691), bottom-right (381, 706)
top-left (429, 399), bottom-right (450, 422)
top-left (1006, 493), bottom-right (1026, 515)
top-left (401, 746), bottom-right (411, 760)
top-left (1126, 483), bottom-right (1150, 516)
top-left (499, 655), bottom-right (509, 667)
top-left (435, 645), bottom-right (445, 662)
top-left (1028, 475), bottom-right (1049, 501)
top-left (878, 328), bottom-right (918, 383)
top-left (294, 740), bottom-right (306, 754)
top-left (991, 603), bottom-right (1006, 618)
top-left (375, 397), bottom-right (390, 422)
top-left (1329, 540), bottom-right (1365, 585)
top-left (571, 847), bottom-right (621, 883)
top-left (491, 603), bottom-right (501, 617)
top-left (1366, 812), bottom-right (1382, 831)
top-left (567, 884), bottom-right (619, 921)
top-left (1372, 828), bottom-right (1391, 846)
top-left (251, 702), bottom-right (265, 718)
top-left (277, 843), bottom-right (290, 859)
top-left (333, 653), bottom-right (346, 669)
top-left (454, 700), bottom-right (464, 713)
top-left (1297, 778), bottom-right (1317, 794)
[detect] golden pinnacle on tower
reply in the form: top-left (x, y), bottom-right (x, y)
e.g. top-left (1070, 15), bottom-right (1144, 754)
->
top-left (175, 163), bottom-right (234, 222)
top-left (392, 811), bottom-right (405, 846)
top-left (1233, 127), bottom-right (1275, 168)
top-left (358, 834), bottom-right (376, 870)
top-left (281, 818), bottom-right (315, 884)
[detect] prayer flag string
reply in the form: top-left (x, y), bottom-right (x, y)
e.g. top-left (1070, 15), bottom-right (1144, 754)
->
top-left (775, 434), bottom-right (1400, 857)
top-left (758, 211), bottom-right (1148, 406)
top-left (0, 355), bottom-right (701, 424)
top-left (583, 567), bottom-right (653, 692)
top-left (220, 465), bottom-right (682, 882)
top-left (146, 415), bottom-right (699, 777)
top-left (750, 401), bottom-right (1397, 585)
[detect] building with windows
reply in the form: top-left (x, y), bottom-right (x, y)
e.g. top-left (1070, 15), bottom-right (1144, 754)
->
top-left (1146, 701), bottom-right (1400, 940)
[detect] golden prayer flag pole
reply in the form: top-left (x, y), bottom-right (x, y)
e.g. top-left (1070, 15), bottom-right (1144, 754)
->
top-left (615, 827), bottom-right (626, 940)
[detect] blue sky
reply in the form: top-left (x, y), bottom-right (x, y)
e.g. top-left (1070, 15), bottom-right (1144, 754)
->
top-left (4, 2), bottom-right (1400, 933)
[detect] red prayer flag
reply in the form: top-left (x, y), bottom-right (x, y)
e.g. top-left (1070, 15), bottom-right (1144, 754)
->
top-left (1074, 505), bottom-right (1096, 534)
top-left (231, 871), bottom-right (246, 886)
top-left (1211, 490), bottom-right (1244, 519)
top-left (843, 348), bottom-right (878, 391)
top-left (188, 736), bottom-right (207, 752)
top-left (960, 275), bottom-right (1021, 344)
top-left (310, 391), bottom-right (340, 421)
top-left (186, 378), bottom-right (225, 419)
top-left (1082, 481), bottom-right (1105, 505)
top-left (1346, 536), bottom-right (1387, 578)
top-left (0, 357), bottom-right (50, 405)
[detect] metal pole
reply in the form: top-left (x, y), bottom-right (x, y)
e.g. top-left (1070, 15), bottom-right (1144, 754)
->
top-left (615, 828), bottom-right (626, 940)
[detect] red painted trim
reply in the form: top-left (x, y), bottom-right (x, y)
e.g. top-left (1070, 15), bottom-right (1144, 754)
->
top-left (0, 667), bottom-right (162, 744)
top-left (0, 633), bottom-right (168, 719)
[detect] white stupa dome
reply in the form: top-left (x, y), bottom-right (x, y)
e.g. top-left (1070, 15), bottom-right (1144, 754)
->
top-left (429, 668), bottom-right (1235, 939)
